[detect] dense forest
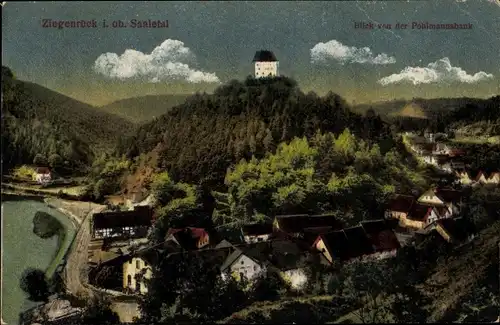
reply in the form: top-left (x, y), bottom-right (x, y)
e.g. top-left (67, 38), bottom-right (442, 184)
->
top-left (1, 66), bottom-right (133, 174)
top-left (113, 76), bottom-right (392, 189)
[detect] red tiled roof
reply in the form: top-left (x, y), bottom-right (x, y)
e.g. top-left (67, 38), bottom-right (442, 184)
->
top-left (386, 195), bottom-right (415, 213)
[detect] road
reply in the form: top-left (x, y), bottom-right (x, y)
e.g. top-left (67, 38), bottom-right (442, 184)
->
top-left (45, 198), bottom-right (107, 299)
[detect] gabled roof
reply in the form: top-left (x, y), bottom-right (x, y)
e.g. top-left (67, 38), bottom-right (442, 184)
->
top-left (220, 242), bottom-right (270, 272)
top-left (317, 231), bottom-right (350, 261)
top-left (253, 50), bottom-right (277, 62)
top-left (475, 170), bottom-right (487, 181)
top-left (386, 194), bottom-right (415, 213)
top-left (361, 220), bottom-right (400, 252)
top-left (408, 203), bottom-right (433, 222)
top-left (92, 206), bottom-right (153, 229)
top-left (215, 239), bottom-right (234, 249)
top-left (242, 223), bottom-right (273, 236)
top-left (343, 226), bottom-right (375, 258)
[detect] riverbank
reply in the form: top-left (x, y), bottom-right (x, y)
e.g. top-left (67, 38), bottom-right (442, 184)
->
top-left (2, 198), bottom-right (77, 325)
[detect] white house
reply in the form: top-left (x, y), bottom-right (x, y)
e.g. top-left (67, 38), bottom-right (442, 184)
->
top-left (253, 50), bottom-right (279, 78)
top-left (33, 167), bottom-right (52, 185)
top-left (220, 248), bottom-right (265, 282)
top-left (123, 257), bottom-right (152, 295)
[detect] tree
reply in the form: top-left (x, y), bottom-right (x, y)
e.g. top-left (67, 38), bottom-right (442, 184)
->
top-left (33, 153), bottom-right (47, 166)
top-left (79, 295), bottom-right (120, 325)
top-left (48, 153), bottom-right (63, 170)
top-left (20, 268), bottom-right (50, 302)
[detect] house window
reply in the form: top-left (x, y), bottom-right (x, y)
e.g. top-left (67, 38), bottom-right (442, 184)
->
top-left (240, 272), bottom-right (244, 279)
top-left (129, 259), bottom-right (132, 264)
top-left (241, 260), bottom-right (244, 265)
top-left (257, 237), bottom-right (263, 242)
top-left (127, 275), bottom-right (132, 286)
top-left (136, 260), bottom-right (140, 269)
top-left (253, 265), bottom-right (257, 271)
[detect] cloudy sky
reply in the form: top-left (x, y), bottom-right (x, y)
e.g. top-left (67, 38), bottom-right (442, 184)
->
top-left (2, 0), bottom-right (499, 106)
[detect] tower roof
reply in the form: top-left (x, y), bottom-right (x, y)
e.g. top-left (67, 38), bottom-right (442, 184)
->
top-left (253, 50), bottom-right (277, 62)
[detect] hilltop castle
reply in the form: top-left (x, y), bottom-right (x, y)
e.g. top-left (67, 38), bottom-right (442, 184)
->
top-left (253, 50), bottom-right (279, 78)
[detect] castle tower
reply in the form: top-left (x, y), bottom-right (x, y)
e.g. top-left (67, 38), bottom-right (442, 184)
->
top-left (253, 50), bottom-right (278, 78)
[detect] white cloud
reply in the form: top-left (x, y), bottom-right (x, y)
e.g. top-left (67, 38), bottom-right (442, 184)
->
top-left (310, 40), bottom-right (396, 65)
top-left (94, 39), bottom-right (220, 83)
top-left (378, 57), bottom-right (494, 86)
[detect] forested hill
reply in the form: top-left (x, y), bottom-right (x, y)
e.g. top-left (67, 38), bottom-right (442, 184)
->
top-left (1, 66), bottom-right (134, 172)
top-left (115, 76), bottom-right (392, 189)
top-left (99, 94), bottom-right (191, 123)
top-left (353, 97), bottom-right (493, 119)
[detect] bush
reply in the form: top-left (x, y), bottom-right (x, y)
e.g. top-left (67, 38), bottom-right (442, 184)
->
top-left (33, 211), bottom-right (63, 239)
top-left (20, 268), bottom-right (50, 302)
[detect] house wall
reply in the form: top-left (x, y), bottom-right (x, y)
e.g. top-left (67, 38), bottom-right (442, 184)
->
top-left (477, 175), bottom-right (489, 184)
top-left (385, 211), bottom-right (408, 220)
top-left (229, 254), bottom-right (263, 281)
top-left (489, 174), bottom-right (500, 184)
top-left (418, 193), bottom-right (444, 205)
top-left (122, 257), bottom-right (152, 295)
top-left (281, 268), bottom-right (308, 290)
top-left (244, 234), bottom-right (271, 244)
top-left (255, 61), bottom-right (278, 78)
top-left (197, 233), bottom-right (210, 248)
top-left (35, 173), bottom-right (51, 184)
top-left (315, 238), bottom-right (333, 264)
top-left (399, 215), bottom-right (425, 229)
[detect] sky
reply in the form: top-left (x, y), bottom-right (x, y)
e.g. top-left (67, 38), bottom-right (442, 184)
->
top-left (2, 0), bottom-right (500, 106)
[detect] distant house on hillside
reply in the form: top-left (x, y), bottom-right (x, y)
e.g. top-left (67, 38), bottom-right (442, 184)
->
top-left (253, 50), bottom-right (279, 78)
top-left (33, 167), bottom-right (52, 185)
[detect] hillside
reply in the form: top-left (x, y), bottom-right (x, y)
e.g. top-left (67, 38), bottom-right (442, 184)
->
top-left (99, 94), bottom-right (191, 123)
top-left (108, 76), bottom-right (393, 191)
top-left (354, 97), bottom-right (492, 119)
top-left (1, 66), bottom-right (134, 172)
top-left (391, 102), bottom-right (429, 119)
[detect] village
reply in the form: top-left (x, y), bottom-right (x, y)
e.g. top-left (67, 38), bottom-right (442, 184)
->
top-left (7, 51), bottom-right (499, 324)
top-left (80, 128), bottom-right (499, 301)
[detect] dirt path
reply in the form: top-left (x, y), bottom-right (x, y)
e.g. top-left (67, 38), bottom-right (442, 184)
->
top-left (46, 199), bottom-right (107, 298)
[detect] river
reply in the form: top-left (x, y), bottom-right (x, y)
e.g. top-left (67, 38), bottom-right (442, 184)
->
top-left (1, 195), bottom-right (77, 325)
